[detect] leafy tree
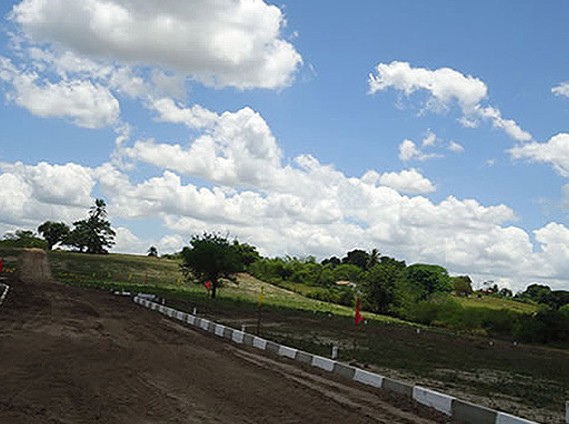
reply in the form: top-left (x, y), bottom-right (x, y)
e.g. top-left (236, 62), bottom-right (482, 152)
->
top-left (321, 256), bottom-right (341, 267)
top-left (498, 287), bottom-right (513, 298)
top-left (362, 260), bottom-right (404, 314)
top-left (366, 248), bottom-right (381, 269)
top-left (542, 290), bottom-right (569, 310)
top-left (452, 275), bottom-right (474, 297)
top-left (342, 249), bottom-right (370, 270)
top-left (1, 230), bottom-right (47, 249)
top-left (404, 264), bottom-right (452, 301)
top-left (521, 283), bottom-right (551, 304)
top-left (232, 241), bottom-right (261, 268)
top-left (147, 246), bottom-right (158, 257)
top-left (66, 198), bottom-right (115, 254)
top-left (333, 263), bottom-right (363, 283)
top-left (180, 233), bottom-right (242, 299)
top-left (38, 221), bottom-right (70, 250)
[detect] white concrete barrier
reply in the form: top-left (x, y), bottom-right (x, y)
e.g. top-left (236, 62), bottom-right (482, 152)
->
top-left (353, 368), bottom-right (383, 388)
top-left (214, 324), bottom-right (225, 337)
top-left (495, 411), bottom-right (539, 424)
top-left (311, 355), bottom-right (335, 372)
top-left (253, 336), bottom-right (267, 350)
top-left (231, 330), bottom-right (244, 344)
top-left (278, 345), bottom-right (298, 360)
top-left (0, 283), bottom-right (9, 306)
top-left (413, 386), bottom-right (454, 416)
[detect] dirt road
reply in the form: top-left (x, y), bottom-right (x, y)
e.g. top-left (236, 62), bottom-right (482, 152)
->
top-left (0, 278), bottom-right (450, 423)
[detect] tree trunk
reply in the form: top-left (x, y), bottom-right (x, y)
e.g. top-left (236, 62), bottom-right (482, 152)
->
top-left (211, 280), bottom-right (217, 299)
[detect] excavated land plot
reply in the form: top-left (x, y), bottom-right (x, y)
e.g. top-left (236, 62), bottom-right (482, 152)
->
top-left (0, 278), bottom-right (452, 424)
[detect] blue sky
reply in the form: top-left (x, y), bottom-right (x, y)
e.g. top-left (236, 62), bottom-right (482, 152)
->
top-left (1, 0), bottom-right (569, 292)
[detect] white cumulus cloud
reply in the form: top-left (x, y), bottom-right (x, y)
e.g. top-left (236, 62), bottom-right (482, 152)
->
top-left (369, 61), bottom-right (532, 142)
top-left (552, 82), bottom-right (569, 98)
top-left (509, 133), bottom-right (569, 177)
top-left (10, 0), bottom-right (302, 89)
top-left (0, 60), bottom-right (119, 128)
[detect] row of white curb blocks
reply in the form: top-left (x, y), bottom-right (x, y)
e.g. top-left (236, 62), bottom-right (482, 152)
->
top-left (133, 296), bottom-right (541, 424)
top-left (0, 283), bottom-right (9, 306)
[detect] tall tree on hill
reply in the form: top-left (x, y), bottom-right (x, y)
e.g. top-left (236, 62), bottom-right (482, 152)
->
top-left (342, 249), bottom-right (370, 270)
top-left (38, 221), bottom-right (70, 250)
top-left (180, 233), bottom-right (243, 299)
top-left (66, 199), bottom-right (116, 254)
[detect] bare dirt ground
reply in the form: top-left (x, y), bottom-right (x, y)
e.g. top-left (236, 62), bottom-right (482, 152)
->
top-left (0, 277), bottom-right (452, 423)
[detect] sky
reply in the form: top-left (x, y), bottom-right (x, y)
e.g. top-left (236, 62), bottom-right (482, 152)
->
top-left (1, 0), bottom-right (569, 292)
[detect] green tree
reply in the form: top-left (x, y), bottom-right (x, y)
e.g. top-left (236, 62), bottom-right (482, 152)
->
top-left (362, 260), bottom-right (405, 314)
top-left (147, 246), bottom-right (158, 257)
top-left (366, 248), bottom-right (381, 269)
top-left (66, 198), bottom-right (115, 254)
top-left (452, 275), bottom-right (474, 297)
top-left (404, 264), bottom-right (452, 301)
top-left (333, 263), bottom-right (363, 283)
top-left (1, 230), bottom-right (47, 249)
top-left (180, 233), bottom-right (242, 299)
top-left (37, 221), bottom-right (70, 250)
top-left (342, 249), bottom-right (370, 270)
top-left (232, 241), bottom-right (261, 268)
top-left (521, 284), bottom-right (551, 304)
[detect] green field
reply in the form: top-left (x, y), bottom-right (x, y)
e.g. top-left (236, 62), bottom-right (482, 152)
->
top-left (455, 293), bottom-right (538, 314)
top-left (1, 249), bottom-right (567, 422)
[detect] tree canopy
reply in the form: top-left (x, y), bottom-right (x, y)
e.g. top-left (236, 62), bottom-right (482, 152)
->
top-left (70, 198), bottom-right (115, 254)
top-left (180, 233), bottom-right (243, 299)
top-left (38, 221), bottom-right (70, 250)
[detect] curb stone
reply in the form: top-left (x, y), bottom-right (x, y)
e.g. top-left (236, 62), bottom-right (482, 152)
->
top-left (0, 283), bottom-right (9, 306)
top-left (132, 296), bottom-right (542, 424)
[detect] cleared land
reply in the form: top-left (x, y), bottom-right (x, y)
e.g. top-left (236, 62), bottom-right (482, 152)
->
top-left (0, 275), bottom-right (449, 423)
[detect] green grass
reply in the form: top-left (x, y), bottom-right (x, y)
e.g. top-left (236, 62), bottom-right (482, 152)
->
top-left (455, 294), bottom-right (538, 314)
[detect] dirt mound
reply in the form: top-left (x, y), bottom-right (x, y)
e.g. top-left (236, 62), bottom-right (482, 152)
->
top-left (18, 248), bottom-right (54, 283)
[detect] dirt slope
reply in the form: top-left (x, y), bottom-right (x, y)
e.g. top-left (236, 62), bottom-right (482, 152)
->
top-left (0, 277), bottom-right (451, 423)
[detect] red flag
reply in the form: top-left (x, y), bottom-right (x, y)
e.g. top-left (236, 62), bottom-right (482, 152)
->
top-left (0, 257), bottom-right (4, 273)
top-left (204, 280), bottom-right (212, 291)
top-left (355, 297), bottom-right (363, 326)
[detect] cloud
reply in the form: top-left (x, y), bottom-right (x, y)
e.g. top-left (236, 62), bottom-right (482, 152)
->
top-left (399, 139), bottom-right (441, 162)
top-left (0, 161), bottom-right (94, 227)
top-left (369, 61), bottom-right (487, 112)
top-left (552, 82), bottom-right (569, 98)
top-left (361, 169), bottom-right (435, 194)
top-left (0, 59), bottom-right (119, 128)
top-left (369, 61), bottom-right (532, 142)
top-left (10, 0), bottom-right (302, 90)
top-left (422, 130), bottom-right (437, 147)
top-left (509, 133), bottom-right (569, 177)
top-left (124, 104), bottom-right (283, 188)
top-left (448, 141), bottom-right (464, 153)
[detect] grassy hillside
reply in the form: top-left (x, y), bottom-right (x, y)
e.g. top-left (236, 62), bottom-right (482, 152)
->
top-left (455, 294), bottom-right (538, 314)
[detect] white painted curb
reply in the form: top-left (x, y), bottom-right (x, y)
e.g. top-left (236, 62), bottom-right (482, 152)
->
top-left (496, 412), bottom-right (539, 424)
top-left (311, 355), bottom-right (335, 372)
top-left (413, 386), bottom-right (454, 416)
top-left (253, 336), bottom-right (267, 350)
top-left (354, 368), bottom-right (383, 388)
top-left (0, 283), bottom-right (9, 306)
top-left (278, 345), bottom-right (298, 360)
